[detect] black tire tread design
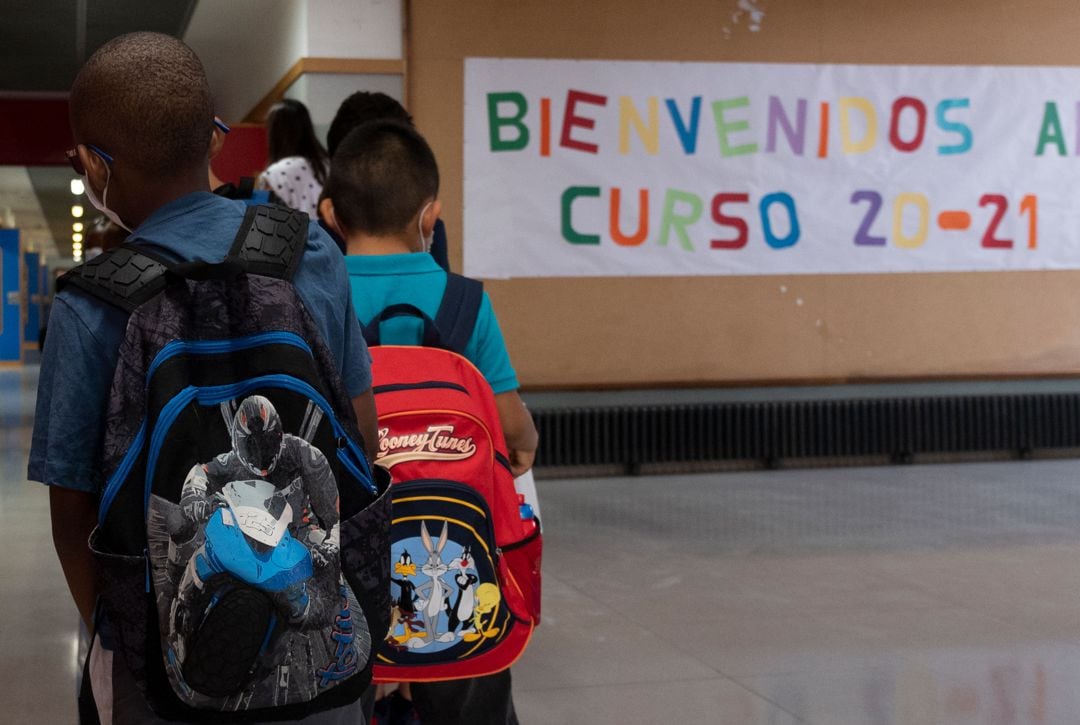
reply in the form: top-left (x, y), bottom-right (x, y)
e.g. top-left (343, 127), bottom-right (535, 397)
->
top-left (229, 205), bottom-right (307, 281)
top-left (58, 246), bottom-right (169, 313)
top-left (58, 206), bottom-right (307, 312)
top-left (182, 588), bottom-right (273, 698)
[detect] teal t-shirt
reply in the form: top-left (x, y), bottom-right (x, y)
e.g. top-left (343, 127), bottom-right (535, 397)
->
top-left (345, 253), bottom-right (520, 394)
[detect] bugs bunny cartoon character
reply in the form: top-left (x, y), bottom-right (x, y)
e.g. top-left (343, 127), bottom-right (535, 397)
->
top-left (407, 521), bottom-right (456, 648)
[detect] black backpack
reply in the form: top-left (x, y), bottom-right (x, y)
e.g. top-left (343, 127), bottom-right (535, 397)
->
top-left (61, 206), bottom-right (391, 722)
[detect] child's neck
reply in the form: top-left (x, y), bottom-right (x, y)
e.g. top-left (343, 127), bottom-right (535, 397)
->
top-left (345, 233), bottom-right (417, 256)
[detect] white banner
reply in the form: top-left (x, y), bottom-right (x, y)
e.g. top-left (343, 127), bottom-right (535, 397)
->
top-left (463, 58), bottom-right (1080, 278)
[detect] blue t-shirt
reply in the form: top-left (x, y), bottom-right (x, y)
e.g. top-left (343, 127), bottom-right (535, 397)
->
top-left (28, 192), bottom-right (371, 494)
top-left (345, 253), bottom-right (519, 394)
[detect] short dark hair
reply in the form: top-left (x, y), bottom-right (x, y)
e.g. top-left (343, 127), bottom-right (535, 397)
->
top-left (70, 32), bottom-right (213, 177)
top-left (324, 120), bottom-right (438, 236)
top-left (326, 92), bottom-right (413, 157)
top-left (266, 99), bottom-right (329, 185)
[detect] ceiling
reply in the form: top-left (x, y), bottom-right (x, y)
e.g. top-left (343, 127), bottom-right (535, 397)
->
top-left (0, 0), bottom-right (198, 92)
top-left (0, 0), bottom-right (198, 261)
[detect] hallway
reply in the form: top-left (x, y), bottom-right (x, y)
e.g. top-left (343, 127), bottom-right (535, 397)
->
top-left (5, 366), bottom-right (1080, 723)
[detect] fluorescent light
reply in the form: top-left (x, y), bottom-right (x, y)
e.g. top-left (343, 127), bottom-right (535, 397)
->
top-left (72, 232), bottom-right (83, 243)
top-left (70, 179), bottom-right (85, 195)
top-left (71, 205), bottom-right (84, 218)
top-left (72, 222), bottom-right (84, 233)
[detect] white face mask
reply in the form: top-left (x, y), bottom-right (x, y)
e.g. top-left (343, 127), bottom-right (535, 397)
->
top-left (84, 162), bottom-right (132, 233)
top-left (417, 201), bottom-right (434, 253)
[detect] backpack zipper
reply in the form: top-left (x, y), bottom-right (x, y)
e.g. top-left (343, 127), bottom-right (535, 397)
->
top-left (373, 381), bottom-right (470, 395)
top-left (99, 420), bottom-right (147, 524)
top-left (391, 478), bottom-right (500, 557)
top-left (143, 375), bottom-right (377, 512)
top-left (146, 331), bottom-right (313, 384)
top-left (102, 334), bottom-right (317, 524)
top-left (99, 373), bottom-right (378, 523)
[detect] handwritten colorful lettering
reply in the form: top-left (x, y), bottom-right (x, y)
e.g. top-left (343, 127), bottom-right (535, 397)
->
top-left (463, 59), bottom-right (1080, 278)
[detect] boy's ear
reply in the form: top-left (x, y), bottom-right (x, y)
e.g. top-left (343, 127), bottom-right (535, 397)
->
top-left (319, 197), bottom-right (343, 236)
top-left (209, 126), bottom-right (226, 160)
top-left (421, 199), bottom-right (442, 236)
top-left (79, 145), bottom-right (110, 198)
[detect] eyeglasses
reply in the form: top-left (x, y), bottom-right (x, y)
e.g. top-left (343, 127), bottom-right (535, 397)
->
top-left (66, 118), bottom-right (227, 175)
top-left (65, 144), bottom-right (113, 176)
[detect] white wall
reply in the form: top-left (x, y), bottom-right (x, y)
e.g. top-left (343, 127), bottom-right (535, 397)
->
top-left (305, 0), bottom-right (402, 58)
top-left (286, 72), bottom-right (404, 143)
top-left (184, 0), bottom-right (307, 122)
top-left (184, 0), bottom-right (402, 122)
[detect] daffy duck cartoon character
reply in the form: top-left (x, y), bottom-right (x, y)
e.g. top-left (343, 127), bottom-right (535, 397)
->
top-left (389, 550), bottom-right (424, 644)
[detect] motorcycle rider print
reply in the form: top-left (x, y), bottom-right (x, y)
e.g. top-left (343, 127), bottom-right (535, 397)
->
top-left (147, 394), bottom-right (369, 707)
top-left (173, 394), bottom-right (339, 622)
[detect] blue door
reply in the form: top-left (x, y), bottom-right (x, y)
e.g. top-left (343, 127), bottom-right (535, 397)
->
top-left (24, 251), bottom-right (40, 348)
top-left (0, 229), bottom-right (21, 362)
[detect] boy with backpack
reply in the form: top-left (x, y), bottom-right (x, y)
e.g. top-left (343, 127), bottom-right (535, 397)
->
top-left (31, 33), bottom-right (387, 724)
top-left (321, 91), bottom-right (451, 271)
top-left (319, 120), bottom-right (539, 725)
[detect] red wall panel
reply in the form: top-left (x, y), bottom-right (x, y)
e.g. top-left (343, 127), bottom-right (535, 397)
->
top-left (0, 98), bottom-right (73, 166)
top-left (0, 98), bottom-right (268, 182)
top-left (211, 124), bottom-right (268, 185)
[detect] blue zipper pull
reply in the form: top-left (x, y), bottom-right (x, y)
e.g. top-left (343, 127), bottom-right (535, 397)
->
top-left (144, 548), bottom-right (151, 593)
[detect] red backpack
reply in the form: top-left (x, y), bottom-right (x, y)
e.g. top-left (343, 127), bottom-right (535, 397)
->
top-left (362, 275), bottom-right (541, 683)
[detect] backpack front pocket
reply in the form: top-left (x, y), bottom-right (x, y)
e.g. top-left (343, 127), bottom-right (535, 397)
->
top-left (377, 480), bottom-right (526, 676)
top-left (137, 377), bottom-right (376, 711)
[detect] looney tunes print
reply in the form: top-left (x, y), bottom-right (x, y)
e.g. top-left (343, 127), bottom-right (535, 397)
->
top-left (386, 516), bottom-right (503, 656)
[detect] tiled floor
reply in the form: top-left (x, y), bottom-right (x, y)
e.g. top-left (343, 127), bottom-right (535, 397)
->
top-left (6, 365), bottom-right (1080, 723)
top-left (510, 473), bottom-right (1080, 724)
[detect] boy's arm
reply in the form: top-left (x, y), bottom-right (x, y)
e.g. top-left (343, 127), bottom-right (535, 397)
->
top-left (50, 487), bottom-right (99, 631)
top-left (495, 391), bottom-right (538, 477)
top-left (335, 255), bottom-right (378, 460)
top-left (464, 293), bottom-right (537, 474)
top-left (33, 296), bottom-right (122, 634)
top-left (352, 388), bottom-right (379, 461)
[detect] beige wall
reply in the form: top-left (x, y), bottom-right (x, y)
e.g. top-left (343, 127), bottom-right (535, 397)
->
top-left (407, 0), bottom-right (1080, 389)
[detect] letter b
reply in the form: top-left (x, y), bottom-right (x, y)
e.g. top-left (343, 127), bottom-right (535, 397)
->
top-left (488, 92), bottom-right (530, 151)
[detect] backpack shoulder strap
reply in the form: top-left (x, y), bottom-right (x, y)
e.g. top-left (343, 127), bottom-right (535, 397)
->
top-left (228, 204), bottom-right (308, 280)
top-left (434, 273), bottom-right (484, 355)
top-left (361, 303), bottom-right (443, 349)
top-left (56, 245), bottom-right (171, 314)
top-left (56, 206), bottom-right (309, 311)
